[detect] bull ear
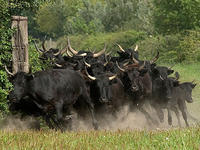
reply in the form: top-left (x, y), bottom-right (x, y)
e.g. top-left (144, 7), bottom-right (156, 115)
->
top-left (167, 69), bottom-right (174, 75)
top-left (192, 84), bottom-right (197, 89)
top-left (26, 74), bottom-right (34, 80)
top-left (173, 81), bottom-right (179, 87)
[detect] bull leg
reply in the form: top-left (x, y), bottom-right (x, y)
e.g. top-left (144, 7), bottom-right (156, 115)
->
top-left (178, 101), bottom-right (189, 127)
top-left (138, 105), bottom-right (158, 126)
top-left (43, 115), bottom-right (55, 129)
top-left (87, 103), bottom-right (98, 130)
top-left (171, 106), bottom-right (181, 127)
top-left (167, 108), bottom-right (172, 126)
top-left (55, 100), bottom-right (66, 131)
top-left (83, 94), bottom-right (98, 130)
top-left (151, 104), bottom-right (164, 124)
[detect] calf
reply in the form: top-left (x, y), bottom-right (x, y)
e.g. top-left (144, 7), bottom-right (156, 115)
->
top-left (167, 82), bottom-right (196, 127)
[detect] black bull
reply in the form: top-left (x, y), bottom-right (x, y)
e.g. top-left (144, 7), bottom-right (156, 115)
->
top-left (8, 69), bottom-right (98, 130)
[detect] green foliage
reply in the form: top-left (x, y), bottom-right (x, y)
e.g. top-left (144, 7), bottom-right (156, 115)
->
top-left (57, 30), bottom-right (147, 54)
top-left (36, 0), bottom-right (82, 37)
top-left (0, 0), bottom-right (46, 117)
top-left (36, 0), bottom-right (157, 37)
top-left (153, 0), bottom-right (200, 34)
top-left (138, 30), bottom-right (200, 63)
top-left (29, 39), bottom-right (54, 72)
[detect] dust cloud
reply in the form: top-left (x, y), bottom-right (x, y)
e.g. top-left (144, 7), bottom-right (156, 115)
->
top-left (0, 102), bottom-right (198, 131)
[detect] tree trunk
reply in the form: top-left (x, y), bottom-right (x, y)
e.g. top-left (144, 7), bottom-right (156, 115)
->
top-left (11, 16), bottom-right (29, 74)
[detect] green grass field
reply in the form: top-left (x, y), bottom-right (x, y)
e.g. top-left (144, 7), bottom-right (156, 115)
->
top-left (0, 127), bottom-right (200, 150)
top-left (0, 63), bottom-right (200, 150)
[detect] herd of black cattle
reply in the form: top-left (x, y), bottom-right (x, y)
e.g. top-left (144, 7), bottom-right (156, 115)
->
top-left (5, 38), bottom-right (198, 131)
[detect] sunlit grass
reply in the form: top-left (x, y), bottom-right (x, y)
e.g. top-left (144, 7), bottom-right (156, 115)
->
top-left (0, 127), bottom-right (200, 150)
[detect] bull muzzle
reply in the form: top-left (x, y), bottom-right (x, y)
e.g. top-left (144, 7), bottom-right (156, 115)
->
top-left (186, 98), bottom-right (193, 103)
top-left (99, 97), bottom-right (109, 103)
top-left (131, 86), bottom-right (139, 92)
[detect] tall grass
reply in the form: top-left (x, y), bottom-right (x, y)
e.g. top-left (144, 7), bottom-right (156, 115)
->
top-left (0, 127), bottom-right (200, 150)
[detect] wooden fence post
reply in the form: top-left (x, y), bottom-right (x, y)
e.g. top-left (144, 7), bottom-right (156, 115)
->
top-left (11, 16), bottom-right (29, 74)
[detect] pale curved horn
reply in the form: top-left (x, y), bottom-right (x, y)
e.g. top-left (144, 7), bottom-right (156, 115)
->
top-left (160, 75), bottom-right (164, 80)
top-left (42, 40), bottom-right (47, 52)
top-left (60, 46), bottom-right (68, 55)
top-left (83, 58), bottom-right (91, 67)
top-left (77, 53), bottom-right (87, 57)
top-left (5, 66), bottom-right (14, 76)
top-left (134, 45), bottom-right (138, 51)
top-left (104, 54), bottom-right (108, 66)
top-left (150, 51), bottom-right (159, 64)
top-left (93, 44), bottom-right (106, 57)
top-left (109, 74), bottom-right (117, 80)
top-left (132, 56), bottom-right (139, 64)
top-left (67, 37), bottom-right (78, 55)
top-left (55, 63), bottom-right (63, 68)
top-left (116, 43), bottom-right (125, 52)
top-left (66, 48), bottom-right (73, 57)
top-left (116, 61), bottom-right (125, 72)
top-left (175, 72), bottom-right (180, 80)
top-left (33, 40), bottom-right (43, 53)
top-left (85, 68), bottom-right (96, 80)
top-left (53, 50), bottom-right (61, 56)
top-left (139, 61), bottom-right (146, 70)
top-left (123, 61), bottom-right (129, 67)
top-left (168, 64), bottom-right (175, 70)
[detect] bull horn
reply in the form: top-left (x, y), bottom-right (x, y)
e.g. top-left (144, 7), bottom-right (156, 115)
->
top-left (42, 40), bottom-right (47, 52)
top-left (160, 75), bottom-right (164, 80)
top-left (104, 54), bottom-right (108, 66)
top-left (55, 63), bottom-right (62, 68)
top-left (77, 53), bottom-right (87, 57)
top-left (83, 58), bottom-right (91, 67)
top-left (116, 61), bottom-right (125, 72)
top-left (132, 56), bottom-right (139, 64)
top-left (85, 68), bottom-right (96, 80)
top-left (123, 61), bottom-right (129, 67)
top-left (116, 43), bottom-right (125, 52)
top-left (33, 40), bottom-right (43, 53)
top-left (93, 44), bottom-right (106, 58)
top-left (66, 48), bottom-right (73, 57)
top-left (5, 66), bottom-right (14, 76)
top-left (175, 72), bottom-right (180, 80)
top-left (67, 37), bottom-right (78, 55)
top-left (60, 46), bottom-right (68, 55)
top-left (106, 51), bottom-right (112, 56)
top-left (139, 61), bottom-right (146, 70)
top-left (109, 74), bottom-right (117, 80)
top-left (168, 64), bottom-right (175, 70)
top-left (150, 51), bottom-right (159, 64)
top-left (134, 45), bottom-right (138, 51)
top-left (53, 50), bottom-right (61, 56)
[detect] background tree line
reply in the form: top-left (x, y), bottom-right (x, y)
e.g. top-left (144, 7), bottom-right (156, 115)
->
top-left (0, 0), bottom-right (200, 117)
